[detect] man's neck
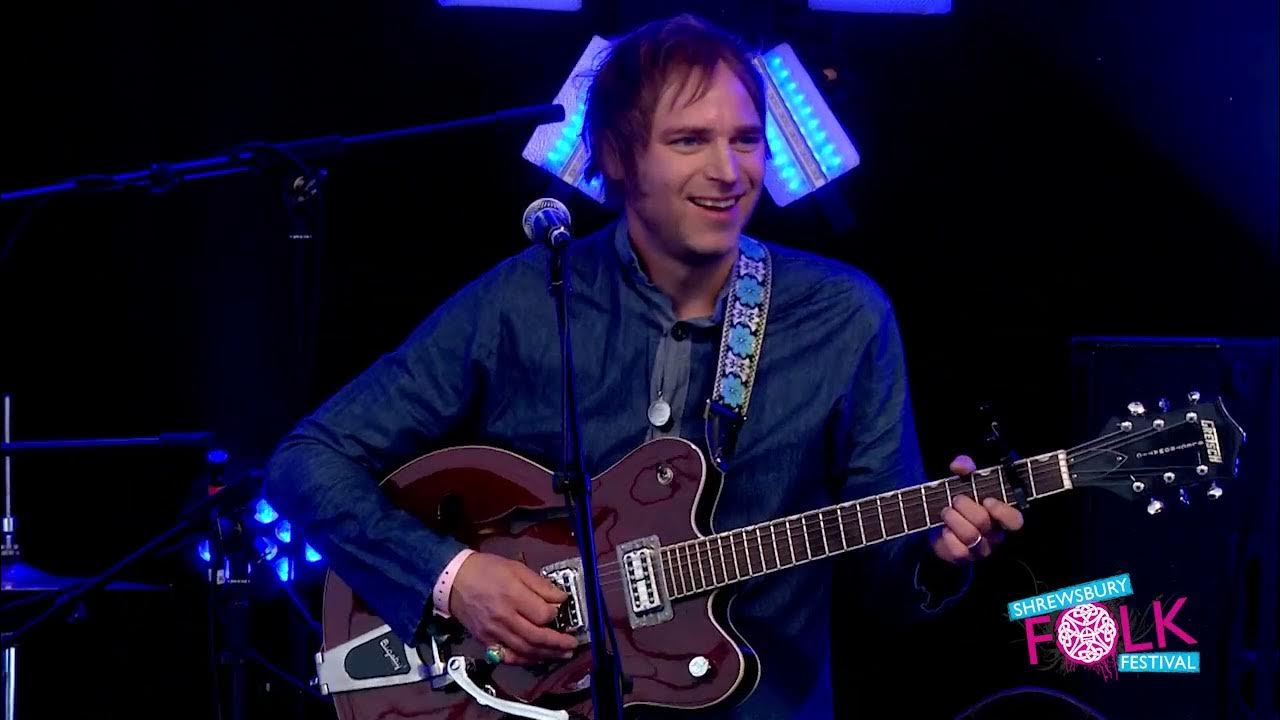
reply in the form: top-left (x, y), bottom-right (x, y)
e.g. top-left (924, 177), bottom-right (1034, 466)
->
top-left (625, 214), bottom-right (738, 321)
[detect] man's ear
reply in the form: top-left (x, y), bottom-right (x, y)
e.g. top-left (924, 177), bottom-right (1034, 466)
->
top-left (600, 139), bottom-right (625, 182)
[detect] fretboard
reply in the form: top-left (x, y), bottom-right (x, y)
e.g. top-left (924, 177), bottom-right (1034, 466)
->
top-left (659, 451), bottom-right (1072, 599)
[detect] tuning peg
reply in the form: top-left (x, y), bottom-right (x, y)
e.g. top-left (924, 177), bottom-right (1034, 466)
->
top-left (1128, 401), bottom-right (1147, 416)
top-left (1179, 488), bottom-right (1191, 506)
top-left (1188, 390), bottom-right (1201, 404)
top-left (1131, 478), bottom-right (1146, 493)
top-left (1158, 397), bottom-right (1171, 412)
top-left (1163, 471), bottom-right (1176, 484)
top-left (1147, 498), bottom-right (1164, 515)
top-left (1207, 482), bottom-right (1224, 499)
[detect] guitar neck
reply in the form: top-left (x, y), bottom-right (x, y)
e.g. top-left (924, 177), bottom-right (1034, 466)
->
top-left (659, 451), bottom-right (1073, 599)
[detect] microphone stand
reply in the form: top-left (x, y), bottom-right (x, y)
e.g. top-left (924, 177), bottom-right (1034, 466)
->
top-left (0, 102), bottom-right (566, 428)
top-left (543, 226), bottom-right (627, 720)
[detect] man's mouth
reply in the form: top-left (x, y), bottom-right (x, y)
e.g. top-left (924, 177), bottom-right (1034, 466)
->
top-left (688, 195), bottom-right (743, 213)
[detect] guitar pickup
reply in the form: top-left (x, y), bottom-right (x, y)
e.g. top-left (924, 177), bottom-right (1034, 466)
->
top-left (617, 536), bottom-right (674, 629)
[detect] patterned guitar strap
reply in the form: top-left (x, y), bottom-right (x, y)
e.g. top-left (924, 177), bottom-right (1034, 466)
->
top-left (703, 235), bottom-right (772, 474)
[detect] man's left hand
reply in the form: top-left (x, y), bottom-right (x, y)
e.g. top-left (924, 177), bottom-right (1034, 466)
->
top-left (929, 455), bottom-right (1024, 564)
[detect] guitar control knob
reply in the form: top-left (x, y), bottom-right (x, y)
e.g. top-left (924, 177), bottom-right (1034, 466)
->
top-left (1131, 479), bottom-right (1146, 493)
top-left (1196, 464), bottom-right (1209, 476)
top-left (1163, 472), bottom-right (1176, 484)
top-left (1186, 411), bottom-right (1199, 423)
top-left (1128, 401), bottom-right (1146, 417)
top-left (1207, 482), bottom-right (1224, 500)
top-left (1147, 499), bottom-right (1164, 515)
top-left (1188, 390), bottom-right (1201, 404)
top-left (1153, 419), bottom-right (1166, 430)
top-left (1120, 421), bottom-right (1134, 432)
top-left (688, 656), bottom-right (711, 679)
top-left (1158, 398), bottom-right (1171, 412)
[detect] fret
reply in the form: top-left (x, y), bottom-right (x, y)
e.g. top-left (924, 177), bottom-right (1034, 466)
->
top-left (925, 483), bottom-right (949, 526)
top-left (1025, 458), bottom-right (1037, 497)
top-left (670, 550), bottom-right (680, 597)
top-left (729, 531), bottom-right (741, 581)
top-left (970, 473), bottom-right (979, 502)
top-left (723, 537), bottom-right (732, 583)
top-left (998, 467), bottom-right (1008, 504)
top-left (836, 507), bottom-right (848, 549)
top-left (921, 486), bottom-right (930, 525)
top-left (675, 546), bottom-right (687, 595)
top-left (815, 513), bottom-right (826, 555)
top-left (800, 516), bottom-right (812, 560)
top-left (785, 519), bottom-right (796, 565)
top-left (701, 540), bottom-right (711, 586)
top-left (898, 493), bottom-right (909, 530)
top-left (770, 523), bottom-right (781, 568)
top-left (856, 501), bottom-right (868, 543)
top-left (742, 530), bottom-right (754, 576)
top-left (876, 497), bottom-right (887, 539)
top-left (882, 493), bottom-right (905, 536)
top-left (756, 527), bottom-right (768, 570)
top-left (684, 544), bottom-right (699, 592)
top-left (707, 539), bottom-right (719, 586)
top-left (945, 479), bottom-right (952, 506)
top-left (901, 489), bottom-right (923, 532)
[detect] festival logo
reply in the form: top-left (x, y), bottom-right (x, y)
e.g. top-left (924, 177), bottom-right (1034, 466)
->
top-left (1008, 573), bottom-right (1199, 678)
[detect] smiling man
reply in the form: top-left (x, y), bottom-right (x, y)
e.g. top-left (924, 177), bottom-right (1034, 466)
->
top-left (266, 12), bottom-right (1023, 720)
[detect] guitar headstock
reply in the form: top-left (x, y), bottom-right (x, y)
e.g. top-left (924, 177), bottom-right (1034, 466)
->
top-left (1066, 392), bottom-right (1246, 514)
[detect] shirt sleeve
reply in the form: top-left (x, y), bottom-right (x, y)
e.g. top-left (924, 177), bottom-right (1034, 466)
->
top-left (263, 260), bottom-right (508, 644)
top-left (830, 291), bottom-right (972, 621)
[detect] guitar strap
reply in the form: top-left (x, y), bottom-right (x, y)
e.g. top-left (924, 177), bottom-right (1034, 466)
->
top-left (703, 235), bottom-right (772, 474)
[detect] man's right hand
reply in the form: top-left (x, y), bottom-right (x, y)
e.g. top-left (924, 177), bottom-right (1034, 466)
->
top-left (449, 552), bottom-right (579, 666)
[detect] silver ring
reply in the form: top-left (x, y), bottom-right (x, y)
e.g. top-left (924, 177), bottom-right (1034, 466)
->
top-left (966, 536), bottom-right (983, 550)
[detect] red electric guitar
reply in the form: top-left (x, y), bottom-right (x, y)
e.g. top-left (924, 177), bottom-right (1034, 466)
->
top-left (312, 394), bottom-right (1245, 719)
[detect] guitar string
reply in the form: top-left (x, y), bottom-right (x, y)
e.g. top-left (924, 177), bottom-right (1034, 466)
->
top-left (588, 461), bottom-right (1208, 599)
top-left (583, 417), bottom-right (1208, 589)
top-left (588, 422), bottom-right (1204, 591)
top-left (554, 419), bottom-right (1212, 594)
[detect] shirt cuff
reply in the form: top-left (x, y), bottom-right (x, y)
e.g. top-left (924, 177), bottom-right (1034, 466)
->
top-left (432, 548), bottom-right (475, 619)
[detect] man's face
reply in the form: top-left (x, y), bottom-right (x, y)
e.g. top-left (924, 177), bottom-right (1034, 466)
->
top-left (619, 61), bottom-right (765, 265)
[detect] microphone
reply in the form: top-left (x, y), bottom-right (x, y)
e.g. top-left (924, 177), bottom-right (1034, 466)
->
top-left (522, 197), bottom-right (573, 248)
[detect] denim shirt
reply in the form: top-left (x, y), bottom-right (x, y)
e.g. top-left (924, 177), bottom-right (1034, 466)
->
top-left (265, 218), bottom-right (970, 719)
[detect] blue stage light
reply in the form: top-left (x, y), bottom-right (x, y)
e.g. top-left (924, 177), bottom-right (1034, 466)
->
top-left (522, 36), bottom-right (613, 203)
top-left (253, 499), bottom-right (278, 524)
top-left (304, 543), bottom-right (323, 563)
top-left (274, 557), bottom-right (294, 582)
top-left (525, 38), bottom-right (860, 208)
top-left (808, 0), bottom-right (950, 12)
top-left (752, 42), bottom-right (861, 207)
top-left (275, 520), bottom-right (292, 544)
top-left (197, 539), bottom-right (211, 563)
top-left (438, 0), bottom-right (581, 9)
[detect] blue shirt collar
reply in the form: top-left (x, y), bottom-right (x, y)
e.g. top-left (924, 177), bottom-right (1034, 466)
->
top-left (611, 218), bottom-right (734, 328)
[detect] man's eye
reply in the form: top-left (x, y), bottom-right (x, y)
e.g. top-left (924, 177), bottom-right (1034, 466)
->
top-left (673, 137), bottom-right (700, 146)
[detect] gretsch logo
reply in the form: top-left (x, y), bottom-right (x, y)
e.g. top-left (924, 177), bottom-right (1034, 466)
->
top-left (1136, 441), bottom-right (1203, 459)
top-left (1201, 420), bottom-right (1222, 464)
top-left (380, 638), bottom-right (405, 671)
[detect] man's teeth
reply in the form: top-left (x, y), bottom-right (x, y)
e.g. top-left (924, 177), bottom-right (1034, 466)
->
top-left (691, 197), bottom-right (738, 209)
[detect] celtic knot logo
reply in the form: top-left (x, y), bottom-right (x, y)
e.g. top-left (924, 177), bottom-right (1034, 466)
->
top-left (1055, 603), bottom-right (1118, 664)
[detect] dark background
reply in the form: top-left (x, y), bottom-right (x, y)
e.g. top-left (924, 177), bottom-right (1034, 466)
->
top-left (1, 1), bottom-right (1276, 718)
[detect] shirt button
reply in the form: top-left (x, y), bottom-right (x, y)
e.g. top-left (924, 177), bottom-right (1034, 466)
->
top-left (671, 323), bottom-right (689, 340)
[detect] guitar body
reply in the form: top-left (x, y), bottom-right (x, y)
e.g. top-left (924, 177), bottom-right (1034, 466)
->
top-left (322, 436), bottom-right (759, 720)
top-left (318, 396), bottom-right (1246, 720)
